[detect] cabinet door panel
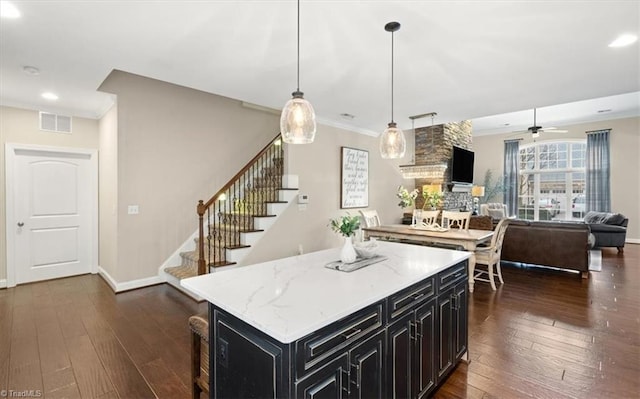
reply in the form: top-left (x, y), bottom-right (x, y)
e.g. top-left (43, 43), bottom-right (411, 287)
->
top-left (215, 317), bottom-right (282, 398)
top-left (437, 288), bottom-right (454, 381)
top-left (350, 330), bottom-right (385, 399)
top-left (387, 313), bottom-right (413, 398)
top-left (415, 298), bottom-right (436, 398)
top-left (454, 281), bottom-right (468, 361)
top-left (295, 354), bottom-right (349, 399)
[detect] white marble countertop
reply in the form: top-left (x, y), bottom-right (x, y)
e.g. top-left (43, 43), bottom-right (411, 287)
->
top-left (181, 241), bottom-right (470, 343)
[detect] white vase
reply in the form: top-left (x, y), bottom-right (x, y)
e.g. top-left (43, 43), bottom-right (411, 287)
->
top-left (341, 236), bottom-right (358, 264)
top-left (412, 209), bottom-right (423, 226)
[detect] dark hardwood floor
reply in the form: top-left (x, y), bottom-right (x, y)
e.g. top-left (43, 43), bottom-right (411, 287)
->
top-left (438, 245), bottom-right (640, 399)
top-left (0, 245), bottom-right (638, 398)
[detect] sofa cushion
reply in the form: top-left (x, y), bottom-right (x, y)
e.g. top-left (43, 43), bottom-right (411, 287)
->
top-left (588, 223), bottom-right (627, 233)
top-left (584, 211), bottom-right (606, 224)
top-left (584, 211), bottom-right (627, 226)
top-left (604, 213), bottom-right (626, 225)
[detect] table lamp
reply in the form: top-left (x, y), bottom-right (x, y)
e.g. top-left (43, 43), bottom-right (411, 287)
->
top-left (471, 185), bottom-right (485, 215)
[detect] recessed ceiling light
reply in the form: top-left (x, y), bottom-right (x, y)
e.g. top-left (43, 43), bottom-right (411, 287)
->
top-left (503, 123), bottom-right (510, 126)
top-left (23, 66), bottom-right (40, 76)
top-left (340, 113), bottom-right (355, 120)
top-left (0, 1), bottom-right (20, 18)
top-left (608, 34), bottom-right (638, 48)
top-left (597, 109), bottom-right (612, 113)
top-left (41, 92), bottom-right (59, 101)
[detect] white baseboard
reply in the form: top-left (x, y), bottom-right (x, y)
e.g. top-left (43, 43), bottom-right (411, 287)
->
top-left (98, 267), bottom-right (165, 293)
top-left (0, 279), bottom-right (6, 289)
top-left (626, 238), bottom-right (639, 244)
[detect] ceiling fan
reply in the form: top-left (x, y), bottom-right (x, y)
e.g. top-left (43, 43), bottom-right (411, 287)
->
top-left (516, 108), bottom-right (568, 138)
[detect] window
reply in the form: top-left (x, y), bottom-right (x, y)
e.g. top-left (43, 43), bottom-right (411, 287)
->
top-left (518, 140), bottom-right (586, 221)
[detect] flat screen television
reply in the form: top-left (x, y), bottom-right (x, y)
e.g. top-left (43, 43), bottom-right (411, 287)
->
top-left (451, 146), bottom-right (474, 184)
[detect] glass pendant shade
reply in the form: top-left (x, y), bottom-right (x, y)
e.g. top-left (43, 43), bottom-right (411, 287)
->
top-left (281, 91), bottom-right (316, 144)
top-left (380, 21), bottom-right (405, 159)
top-left (379, 122), bottom-right (406, 159)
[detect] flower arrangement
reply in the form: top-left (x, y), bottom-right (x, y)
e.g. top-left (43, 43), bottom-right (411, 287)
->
top-left (329, 214), bottom-right (361, 237)
top-left (422, 189), bottom-right (443, 210)
top-left (396, 186), bottom-right (419, 208)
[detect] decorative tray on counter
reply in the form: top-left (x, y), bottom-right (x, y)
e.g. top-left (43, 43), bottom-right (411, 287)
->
top-left (324, 255), bottom-right (388, 273)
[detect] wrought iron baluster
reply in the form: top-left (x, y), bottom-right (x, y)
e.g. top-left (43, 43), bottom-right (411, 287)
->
top-left (197, 133), bottom-right (283, 270)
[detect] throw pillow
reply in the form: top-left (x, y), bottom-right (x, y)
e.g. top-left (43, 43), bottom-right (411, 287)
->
top-left (584, 211), bottom-right (608, 224)
top-left (603, 213), bottom-right (626, 225)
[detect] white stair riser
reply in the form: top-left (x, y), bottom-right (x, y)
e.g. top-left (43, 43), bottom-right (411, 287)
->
top-left (279, 190), bottom-right (298, 202)
top-left (283, 174), bottom-right (298, 188)
top-left (267, 202), bottom-right (288, 215)
top-left (241, 231), bottom-right (263, 246)
top-left (226, 247), bottom-right (252, 263)
top-left (254, 217), bottom-right (276, 231)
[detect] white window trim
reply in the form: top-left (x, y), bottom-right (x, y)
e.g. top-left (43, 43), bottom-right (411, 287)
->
top-left (518, 139), bottom-right (586, 221)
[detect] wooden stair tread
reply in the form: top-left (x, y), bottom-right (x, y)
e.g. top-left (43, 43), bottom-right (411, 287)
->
top-left (165, 265), bottom-right (198, 279)
top-left (226, 244), bottom-right (250, 250)
top-left (209, 226), bottom-right (264, 233)
top-left (209, 261), bottom-right (236, 268)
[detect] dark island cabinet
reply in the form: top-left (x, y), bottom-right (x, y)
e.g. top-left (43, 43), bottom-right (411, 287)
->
top-left (387, 297), bottom-right (437, 399)
top-left (208, 260), bottom-right (468, 399)
top-left (436, 278), bottom-right (468, 382)
top-left (295, 330), bottom-right (385, 399)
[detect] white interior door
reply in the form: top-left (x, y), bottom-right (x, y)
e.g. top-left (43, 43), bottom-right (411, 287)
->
top-left (7, 146), bottom-right (97, 285)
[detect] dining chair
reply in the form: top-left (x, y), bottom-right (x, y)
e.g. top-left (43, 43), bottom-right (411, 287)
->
top-left (420, 210), bottom-right (440, 225)
top-left (359, 209), bottom-right (381, 228)
top-left (441, 210), bottom-right (472, 230)
top-left (473, 218), bottom-right (510, 290)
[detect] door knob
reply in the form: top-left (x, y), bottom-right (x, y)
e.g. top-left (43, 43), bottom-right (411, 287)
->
top-left (17, 222), bottom-right (24, 227)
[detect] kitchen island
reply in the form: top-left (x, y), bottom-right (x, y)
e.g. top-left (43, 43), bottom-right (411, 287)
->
top-left (182, 240), bottom-right (470, 398)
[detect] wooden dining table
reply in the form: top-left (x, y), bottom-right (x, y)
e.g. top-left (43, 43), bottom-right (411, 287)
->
top-left (363, 224), bottom-right (494, 293)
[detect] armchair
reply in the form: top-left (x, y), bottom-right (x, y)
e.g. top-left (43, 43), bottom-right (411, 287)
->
top-left (480, 203), bottom-right (508, 219)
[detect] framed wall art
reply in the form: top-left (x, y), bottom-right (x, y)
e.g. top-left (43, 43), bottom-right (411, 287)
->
top-left (340, 147), bottom-right (369, 209)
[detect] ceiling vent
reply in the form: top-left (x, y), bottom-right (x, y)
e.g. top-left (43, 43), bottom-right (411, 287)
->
top-left (39, 112), bottom-right (72, 133)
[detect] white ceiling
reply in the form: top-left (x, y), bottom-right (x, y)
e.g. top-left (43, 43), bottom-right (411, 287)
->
top-left (1, 0), bottom-right (639, 136)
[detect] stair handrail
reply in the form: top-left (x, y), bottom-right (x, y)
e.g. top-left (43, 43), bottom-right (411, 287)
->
top-left (197, 133), bottom-right (283, 275)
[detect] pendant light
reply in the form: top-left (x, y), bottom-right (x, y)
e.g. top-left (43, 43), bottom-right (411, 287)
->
top-left (380, 21), bottom-right (406, 159)
top-left (280, 0), bottom-right (316, 144)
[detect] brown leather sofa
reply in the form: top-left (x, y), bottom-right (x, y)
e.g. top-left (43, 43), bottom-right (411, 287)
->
top-left (501, 219), bottom-right (591, 278)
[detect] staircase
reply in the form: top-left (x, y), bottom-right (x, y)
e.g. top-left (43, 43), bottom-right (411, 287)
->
top-left (162, 134), bottom-right (298, 296)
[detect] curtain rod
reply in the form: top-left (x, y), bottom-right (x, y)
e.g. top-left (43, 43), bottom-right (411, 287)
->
top-left (585, 129), bottom-right (612, 134)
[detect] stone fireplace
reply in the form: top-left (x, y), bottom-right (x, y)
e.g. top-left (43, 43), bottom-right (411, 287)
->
top-left (412, 120), bottom-right (474, 211)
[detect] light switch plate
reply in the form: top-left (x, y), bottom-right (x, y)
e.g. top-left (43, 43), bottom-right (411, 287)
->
top-left (128, 205), bottom-right (139, 215)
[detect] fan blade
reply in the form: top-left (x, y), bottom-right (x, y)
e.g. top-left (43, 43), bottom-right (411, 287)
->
top-left (541, 128), bottom-right (569, 133)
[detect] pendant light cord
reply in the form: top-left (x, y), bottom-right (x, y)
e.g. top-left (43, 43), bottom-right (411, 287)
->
top-left (296, 0), bottom-right (300, 92)
top-left (391, 29), bottom-right (395, 123)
